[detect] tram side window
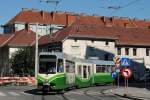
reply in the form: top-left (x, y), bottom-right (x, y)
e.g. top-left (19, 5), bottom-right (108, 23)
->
top-left (88, 66), bottom-right (91, 76)
top-left (96, 65), bottom-right (106, 73)
top-left (77, 65), bottom-right (82, 77)
top-left (66, 60), bottom-right (75, 73)
top-left (57, 59), bottom-right (64, 72)
top-left (83, 66), bottom-right (87, 78)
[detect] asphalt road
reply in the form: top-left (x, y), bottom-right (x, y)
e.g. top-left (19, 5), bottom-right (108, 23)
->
top-left (0, 85), bottom-right (130, 100)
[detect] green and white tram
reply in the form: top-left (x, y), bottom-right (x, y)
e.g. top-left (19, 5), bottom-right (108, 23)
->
top-left (37, 52), bottom-right (115, 92)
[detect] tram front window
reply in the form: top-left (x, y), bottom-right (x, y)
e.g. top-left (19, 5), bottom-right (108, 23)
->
top-left (39, 55), bottom-right (56, 74)
top-left (39, 62), bottom-right (56, 74)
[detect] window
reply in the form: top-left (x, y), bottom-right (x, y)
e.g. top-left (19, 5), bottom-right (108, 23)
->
top-left (57, 59), bottom-right (64, 73)
top-left (125, 48), bottom-right (129, 55)
top-left (71, 45), bottom-right (80, 56)
top-left (133, 48), bottom-right (137, 56)
top-left (104, 54), bottom-right (109, 61)
top-left (74, 39), bottom-right (77, 42)
top-left (65, 60), bottom-right (75, 73)
top-left (77, 65), bottom-right (82, 77)
top-left (117, 48), bottom-right (121, 55)
top-left (105, 41), bottom-right (109, 45)
top-left (146, 48), bottom-right (149, 56)
top-left (91, 40), bottom-right (94, 43)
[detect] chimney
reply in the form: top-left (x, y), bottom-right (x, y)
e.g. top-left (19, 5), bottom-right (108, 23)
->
top-left (124, 23), bottom-right (127, 28)
top-left (66, 14), bottom-right (69, 26)
top-left (51, 12), bottom-right (55, 21)
top-left (111, 17), bottom-right (115, 25)
top-left (41, 11), bottom-right (45, 19)
top-left (25, 23), bottom-right (30, 31)
top-left (102, 16), bottom-right (106, 23)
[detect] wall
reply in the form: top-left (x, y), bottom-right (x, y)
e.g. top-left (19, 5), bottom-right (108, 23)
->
top-left (115, 47), bottom-right (150, 69)
top-left (63, 39), bottom-right (115, 60)
top-left (0, 46), bottom-right (9, 75)
top-left (6, 23), bottom-right (64, 36)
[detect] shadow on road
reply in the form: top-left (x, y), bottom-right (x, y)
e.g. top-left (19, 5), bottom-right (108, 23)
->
top-left (24, 88), bottom-right (65, 95)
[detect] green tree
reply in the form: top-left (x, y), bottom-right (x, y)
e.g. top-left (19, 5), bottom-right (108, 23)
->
top-left (10, 47), bottom-right (35, 76)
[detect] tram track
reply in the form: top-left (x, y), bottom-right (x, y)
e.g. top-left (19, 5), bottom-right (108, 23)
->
top-left (83, 89), bottom-right (103, 100)
top-left (31, 86), bottom-right (121, 100)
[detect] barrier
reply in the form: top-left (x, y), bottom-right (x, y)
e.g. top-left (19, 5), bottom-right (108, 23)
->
top-left (0, 77), bottom-right (37, 86)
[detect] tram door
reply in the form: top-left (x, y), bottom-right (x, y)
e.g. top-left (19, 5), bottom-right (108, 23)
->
top-left (65, 60), bottom-right (75, 86)
top-left (77, 64), bottom-right (92, 79)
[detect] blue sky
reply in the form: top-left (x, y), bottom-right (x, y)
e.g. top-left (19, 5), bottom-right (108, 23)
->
top-left (0, 0), bottom-right (150, 32)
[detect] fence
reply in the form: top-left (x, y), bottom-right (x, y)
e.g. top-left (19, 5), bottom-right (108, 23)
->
top-left (0, 77), bottom-right (36, 86)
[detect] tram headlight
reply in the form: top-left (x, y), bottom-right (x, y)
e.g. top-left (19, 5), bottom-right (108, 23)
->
top-left (44, 79), bottom-right (49, 85)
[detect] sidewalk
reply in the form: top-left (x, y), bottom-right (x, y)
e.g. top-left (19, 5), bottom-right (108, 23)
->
top-left (103, 87), bottom-right (150, 100)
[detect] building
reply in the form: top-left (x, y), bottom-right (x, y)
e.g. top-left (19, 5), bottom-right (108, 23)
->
top-left (0, 27), bottom-right (36, 75)
top-left (1, 8), bottom-right (150, 78)
top-left (2, 8), bottom-right (150, 36)
top-left (39, 21), bottom-right (150, 79)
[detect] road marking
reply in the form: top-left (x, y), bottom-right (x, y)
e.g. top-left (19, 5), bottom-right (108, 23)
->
top-left (0, 92), bottom-right (6, 96)
top-left (8, 92), bottom-right (20, 96)
top-left (19, 92), bottom-right (32, 96)
top-left (87, 91), bottom-right (101, 95)
top-left (66, 91), bottom-right (84, 95)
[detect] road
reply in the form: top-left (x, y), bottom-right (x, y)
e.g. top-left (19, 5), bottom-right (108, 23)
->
top-left (0, 85), bottom-right (130, 100)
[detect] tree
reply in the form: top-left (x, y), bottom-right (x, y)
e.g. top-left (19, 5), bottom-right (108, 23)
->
top-left (10, 47), bottom-right (35, 76)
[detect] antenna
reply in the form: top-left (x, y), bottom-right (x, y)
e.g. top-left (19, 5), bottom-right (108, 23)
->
top-left (40, 0), bottom-right (61, 12)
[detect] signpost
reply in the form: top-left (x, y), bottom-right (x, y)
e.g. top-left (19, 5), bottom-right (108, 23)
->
top-left (114, 57), bottom-right (121, 88)
top-left (121, 68), bottom-right (132, 95)
top-left (111, 72), bottom-right (117, 86)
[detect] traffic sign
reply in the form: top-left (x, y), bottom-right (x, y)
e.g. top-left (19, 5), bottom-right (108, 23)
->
top-left (121, 68), bottom-right (132, 78)
top-left (114, 57), bottom-right (121, 67)
top-left (121, 57), bottom-right (130, 67)
top-left (111, 72), bottom-right (117, 78)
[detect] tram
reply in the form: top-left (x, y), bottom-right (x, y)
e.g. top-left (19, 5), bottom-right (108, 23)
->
top-left (37, 52), bottom-right (115, 92)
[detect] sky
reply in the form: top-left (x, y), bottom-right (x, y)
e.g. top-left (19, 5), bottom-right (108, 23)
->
top-left (0, 0), bottom-right (150, 32)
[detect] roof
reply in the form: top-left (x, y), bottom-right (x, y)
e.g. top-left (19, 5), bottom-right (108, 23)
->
top-left (39, 23), bottom-right (150, 47)
top-left (6, 9), bottom-right (76, 26)
top-left (5, 9), bottom-right (150, 29)
top-left (0, 29), bottom-right (37, 47)
top-left (7, 29), bottom-right (36, 46)
top-left (0, 34), bottom-right (13, 47)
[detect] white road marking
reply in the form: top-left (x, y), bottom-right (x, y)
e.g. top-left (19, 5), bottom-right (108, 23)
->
top-left (19, 92), bottom-right (32, 96)
top-left (8, 92), bottom-right (20, 96)
top-left (0, 92), bottom-right (6, 96)
top-left (87, 91), bottom-right (101, 95)
top-left (66, 91), bottom-right (84, 95)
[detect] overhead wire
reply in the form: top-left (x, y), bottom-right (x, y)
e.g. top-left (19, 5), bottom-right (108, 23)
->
top-left (108, 0), bottom-right (142, 16)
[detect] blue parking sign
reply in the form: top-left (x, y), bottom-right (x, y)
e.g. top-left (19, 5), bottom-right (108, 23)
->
top-left (121, 57), bottom-right (130, 67)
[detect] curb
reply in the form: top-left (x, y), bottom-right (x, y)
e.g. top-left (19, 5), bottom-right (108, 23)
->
top-left (102, 89), bottom-right (145, 100)
top-left (114, 93), bottom-right (143, 100)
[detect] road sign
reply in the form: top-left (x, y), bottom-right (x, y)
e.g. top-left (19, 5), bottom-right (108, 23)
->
top-left (121, 68), bottom-right (132, 78)
top-left (114, 57), bottom-right (121, 67)
top-left (111, 72), bottom-right (117, 78)
top-left (121, 57), bottom-right (130, 67)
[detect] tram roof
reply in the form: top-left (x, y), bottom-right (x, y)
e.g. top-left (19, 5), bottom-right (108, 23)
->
top-left (90, 60), bottom-right (115, 65)
top-left (39, 52), bottom-right (115, 65)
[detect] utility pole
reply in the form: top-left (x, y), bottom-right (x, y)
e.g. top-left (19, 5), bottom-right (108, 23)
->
top-left (35, 23), bottom-right (39, 78)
